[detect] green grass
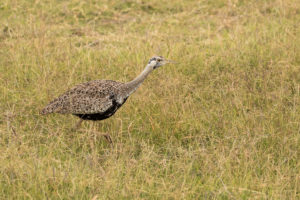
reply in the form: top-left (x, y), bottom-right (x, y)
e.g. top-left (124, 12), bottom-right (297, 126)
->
top-left (0, 0), bottom-right (299, 199)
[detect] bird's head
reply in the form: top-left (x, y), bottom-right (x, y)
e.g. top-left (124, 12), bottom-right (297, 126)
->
top-left (147, 56), bottom-right (174, 70)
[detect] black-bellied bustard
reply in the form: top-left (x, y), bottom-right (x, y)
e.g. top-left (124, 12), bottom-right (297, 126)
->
top-left (41, 56), bottom-right (174, 143)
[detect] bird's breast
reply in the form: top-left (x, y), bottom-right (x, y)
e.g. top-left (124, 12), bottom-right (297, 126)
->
top-left (115, 95), bottom-right (128, 105)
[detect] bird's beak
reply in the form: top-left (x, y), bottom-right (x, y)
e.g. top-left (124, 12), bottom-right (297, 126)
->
top-left (164, 59), bottom-right (176, 64)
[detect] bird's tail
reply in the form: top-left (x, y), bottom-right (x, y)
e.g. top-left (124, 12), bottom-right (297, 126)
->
top-left (40, 100), bottom-right (64, 115)
top-left (40, 107), bottom-right (50, 115)
top-left (40, 103), bottom-right (55, 115)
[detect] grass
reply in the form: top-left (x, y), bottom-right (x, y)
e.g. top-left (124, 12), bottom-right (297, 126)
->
top-left (0, 0), bottom-right (299, 199)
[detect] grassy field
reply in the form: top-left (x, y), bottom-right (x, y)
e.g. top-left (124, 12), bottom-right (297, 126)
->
top-left (0, 0), bottom-right (299, 199)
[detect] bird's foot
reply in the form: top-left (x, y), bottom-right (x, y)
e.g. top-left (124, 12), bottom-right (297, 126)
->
top-left (89, 131), bottom-right (113, 145)
top-left (102, 133), bottom-right (113, 144)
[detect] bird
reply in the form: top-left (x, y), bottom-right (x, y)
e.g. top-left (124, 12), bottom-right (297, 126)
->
top-left (41, 56), bottom-right (174, 143)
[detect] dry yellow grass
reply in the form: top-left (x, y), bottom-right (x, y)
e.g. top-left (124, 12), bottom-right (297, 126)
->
top-left (0, 0), bottom-right (299, 199)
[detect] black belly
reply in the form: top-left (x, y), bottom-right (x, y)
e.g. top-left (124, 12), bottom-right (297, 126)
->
top-left (74, 113), bottom-right (114, 121)
top-left (73, 97), bottom-right (128, 121)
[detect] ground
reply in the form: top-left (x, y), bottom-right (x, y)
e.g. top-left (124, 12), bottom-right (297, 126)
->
top-left (0, 0), bottom-right (299, 199)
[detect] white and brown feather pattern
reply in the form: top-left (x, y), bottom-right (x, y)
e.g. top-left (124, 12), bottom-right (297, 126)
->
top-left (41, 56), bottom-right (167, 121)
top-left (40, 80), bottom-right (125, 115)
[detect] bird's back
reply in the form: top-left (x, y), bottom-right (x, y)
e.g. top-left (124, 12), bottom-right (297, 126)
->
top-left (41, 80), bottom-right (125, 115)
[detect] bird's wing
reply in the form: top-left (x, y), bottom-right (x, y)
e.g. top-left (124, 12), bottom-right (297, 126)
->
top-left (40, 80), bottom-right (124, 115)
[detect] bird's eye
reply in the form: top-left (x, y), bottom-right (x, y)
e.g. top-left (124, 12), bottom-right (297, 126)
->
top-left (157, 59), bottom-right (161, 62)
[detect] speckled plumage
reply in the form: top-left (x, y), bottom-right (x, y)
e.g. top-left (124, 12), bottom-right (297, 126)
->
top-left (41, 56), bottom-right (171, 123)
top-left (41, 80), bottom-right (128, 120)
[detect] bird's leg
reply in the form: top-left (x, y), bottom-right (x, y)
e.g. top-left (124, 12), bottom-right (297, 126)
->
top-left (73, 118), bottom-right (84, 130)
top-left (95, 122), bottom-right (113, 144)
top-left (103, 133), bottom-right (113, 144)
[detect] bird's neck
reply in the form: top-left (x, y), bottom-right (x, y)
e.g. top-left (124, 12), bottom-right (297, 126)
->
top-left (122, 65), bottom-right (153, 97)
